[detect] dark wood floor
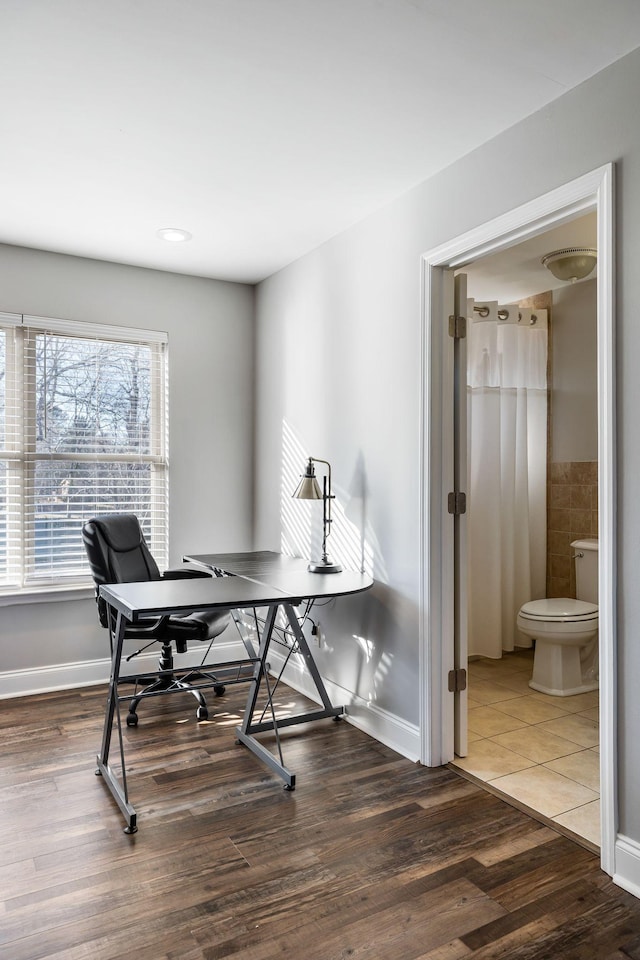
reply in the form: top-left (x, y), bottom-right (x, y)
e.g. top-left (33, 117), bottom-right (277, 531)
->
top-left (2, 681), bottom-right (640, 960)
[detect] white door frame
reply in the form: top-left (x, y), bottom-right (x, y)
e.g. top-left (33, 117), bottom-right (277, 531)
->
top-left (418, 163), bottom-right (616, 875)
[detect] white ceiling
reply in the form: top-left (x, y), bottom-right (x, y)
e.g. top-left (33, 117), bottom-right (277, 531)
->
top-left (2, 1), bottom-right (640, 285)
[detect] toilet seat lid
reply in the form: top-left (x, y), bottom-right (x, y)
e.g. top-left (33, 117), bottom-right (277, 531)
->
top-left (519, 598), bottom-right (598, 621)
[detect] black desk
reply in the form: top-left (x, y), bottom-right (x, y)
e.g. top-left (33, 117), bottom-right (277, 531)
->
top-left (98, 551), bottom-right (372, 832)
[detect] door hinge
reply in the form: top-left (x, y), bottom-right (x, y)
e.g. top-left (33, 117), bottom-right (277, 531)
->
top-left (448, 314), bottom-right (467, 339)
top-left (448, 491), bottom-right (467, 515)
top-left (448, 668), bottom-right (467, 693)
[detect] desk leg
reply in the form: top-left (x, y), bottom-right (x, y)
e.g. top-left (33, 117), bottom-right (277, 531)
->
top-left (281, 603), bottom-right (343, 716)
top-left (211, 568), bottom-right (258, 658)
top-left (95, 610), bottom-right (138, 834)
top-left (235, 605), bottom-right (297, 788)
top-left (235, 602), bottom-right (344, 790)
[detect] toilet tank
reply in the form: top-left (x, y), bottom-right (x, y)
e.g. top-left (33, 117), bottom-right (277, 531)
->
top-left (572, 538), bottom-right (598, 604)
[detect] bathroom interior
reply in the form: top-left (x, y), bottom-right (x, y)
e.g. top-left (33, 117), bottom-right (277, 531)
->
top-left (449, 212), bottom-right (601, 851)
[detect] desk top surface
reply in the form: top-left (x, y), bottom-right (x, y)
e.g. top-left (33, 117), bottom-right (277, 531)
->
top-left (100, 550), bottom-right (373, 620)
top-left (184, 550), bottom-right (310, 578)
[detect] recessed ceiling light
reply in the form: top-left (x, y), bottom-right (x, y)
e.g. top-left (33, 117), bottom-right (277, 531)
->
top-left (157, 227), bottom-right (192, 242)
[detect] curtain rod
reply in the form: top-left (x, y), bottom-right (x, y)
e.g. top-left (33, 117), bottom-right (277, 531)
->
top-left (473, 304), bottom-right (539, 325)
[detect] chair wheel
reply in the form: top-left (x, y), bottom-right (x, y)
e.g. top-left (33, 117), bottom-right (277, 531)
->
top-left (214, 685), bottom-right (225, 696)
top-left (126, 713), bottom-right (138, 727)
top-left (196, 706), bottom-right (208, 721)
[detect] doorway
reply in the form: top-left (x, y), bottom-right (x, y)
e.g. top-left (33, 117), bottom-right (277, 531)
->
top-left (418, 164), bottom-right (616, 875)
top-left (450, 249), bottom-right (599, 849)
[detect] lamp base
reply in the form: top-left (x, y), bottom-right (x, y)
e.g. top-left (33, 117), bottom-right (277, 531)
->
top-left (307, 560), bottom-right (342, 574)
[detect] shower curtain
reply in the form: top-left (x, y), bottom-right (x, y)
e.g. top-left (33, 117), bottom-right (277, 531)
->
top-left (467, 313), bottom-right (548, 658)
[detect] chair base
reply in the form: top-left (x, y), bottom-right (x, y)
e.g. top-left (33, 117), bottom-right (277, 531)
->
top-left (127, 674), bottom-right (209, 725)
top-left (126, 643), bottom-right (225, 725)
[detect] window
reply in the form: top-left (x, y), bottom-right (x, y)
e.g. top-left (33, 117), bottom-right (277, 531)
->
top-left (0, 313), bottom-right (168, 594)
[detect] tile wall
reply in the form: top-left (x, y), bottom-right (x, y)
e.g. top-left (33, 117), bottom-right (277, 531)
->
top-left (547, 461), bottom-right (598, 598)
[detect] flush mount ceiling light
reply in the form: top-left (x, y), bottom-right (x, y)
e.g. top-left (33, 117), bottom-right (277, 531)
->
top-left (156, 227), bottom-right (192, 242)
top-left (541, 247), bottom-right (597, 282)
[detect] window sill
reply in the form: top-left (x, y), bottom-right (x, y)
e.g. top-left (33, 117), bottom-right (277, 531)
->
top-left (0, 584), bottom-right (95, 607)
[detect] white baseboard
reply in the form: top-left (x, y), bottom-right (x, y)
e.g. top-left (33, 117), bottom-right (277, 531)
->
top-left (614, 835), bottom-right (640, 898)
top-left (0, 638), bottom-right (249, 700)
top-left (266, 647), bottom-right (421, 762)
top-left (2, 640), bottom-right (420, 766)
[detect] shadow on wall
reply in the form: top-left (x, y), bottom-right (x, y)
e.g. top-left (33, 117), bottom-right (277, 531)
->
top-left (280, 421), bottom-right (416, 715)
top-left (320, 583), bottom-right (410, 710)
top-left (280, 419), bottom-right (387, 582)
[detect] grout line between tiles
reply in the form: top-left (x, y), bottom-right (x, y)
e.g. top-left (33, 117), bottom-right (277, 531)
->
top-left (462, 653), bottom-right (600, 848)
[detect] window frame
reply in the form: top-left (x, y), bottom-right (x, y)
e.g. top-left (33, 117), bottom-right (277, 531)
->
top-left (0, 312), bottom-right (169, 599)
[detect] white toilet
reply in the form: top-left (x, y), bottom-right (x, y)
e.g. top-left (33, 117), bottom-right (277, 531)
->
top-left (516, 538), bottom-right (599, 697)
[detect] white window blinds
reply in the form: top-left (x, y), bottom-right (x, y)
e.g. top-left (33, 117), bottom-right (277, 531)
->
top-left (0, 313), bottom-right (169, 592)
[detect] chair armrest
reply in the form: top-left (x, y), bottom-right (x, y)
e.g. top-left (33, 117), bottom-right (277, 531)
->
top-left (162, 566), bottom-right (212, 580)
top-left (124, 615), bottom-right (172, 640)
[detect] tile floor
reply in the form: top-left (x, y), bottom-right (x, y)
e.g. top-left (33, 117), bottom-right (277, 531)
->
top-left (449, 648), bottom-right (600, 850)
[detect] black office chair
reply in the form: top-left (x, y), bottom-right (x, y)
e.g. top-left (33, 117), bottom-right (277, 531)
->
top-left (82, 513), bottom-right (231, 726)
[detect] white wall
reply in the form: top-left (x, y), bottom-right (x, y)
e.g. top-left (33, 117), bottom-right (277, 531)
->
top-left (0, 244), bottom-right (254, 680)
top-left (552, 277), bottom-right (598, 462)
top-left (254, 48), bottom-right (640, 846)
top-left (254, 214), bottom-right (423, 737)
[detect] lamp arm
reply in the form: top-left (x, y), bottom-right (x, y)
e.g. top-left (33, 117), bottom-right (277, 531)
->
top-left (308, 457), bottom-right (332, 476)
top-left (309, 457), bottom-right (334, 540)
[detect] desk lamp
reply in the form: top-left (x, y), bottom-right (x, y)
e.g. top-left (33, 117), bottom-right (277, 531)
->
top-left (292, 457), bottom-right (342, 573)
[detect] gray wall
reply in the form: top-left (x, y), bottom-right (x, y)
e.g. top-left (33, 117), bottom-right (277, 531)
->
top-left (254, 48), bottom-right (640, 839)
top-left (0, 244), bottom-right (255, 674)
top-left (552, 277), bottom-right (598, 462)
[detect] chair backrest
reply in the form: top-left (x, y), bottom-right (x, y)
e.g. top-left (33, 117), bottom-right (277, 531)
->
top-left (82, 514), bottom-right (161, 587)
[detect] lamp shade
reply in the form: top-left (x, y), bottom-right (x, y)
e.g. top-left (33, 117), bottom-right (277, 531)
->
top-left (292, 461), bottom-right (322, 500)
